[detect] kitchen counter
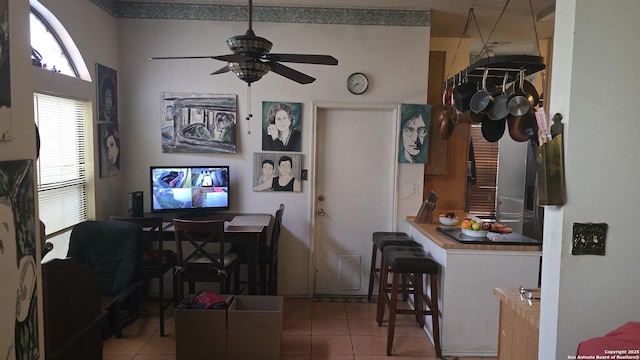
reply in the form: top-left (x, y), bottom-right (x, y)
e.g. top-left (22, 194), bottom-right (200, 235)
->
top-left (408, 217), bottom-right (542, 251)
top-left (406, 217), bottom-right (541, 357)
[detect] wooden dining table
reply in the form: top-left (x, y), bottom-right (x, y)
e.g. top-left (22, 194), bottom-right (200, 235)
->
top-left (157, 213), bottom-right (273, 295)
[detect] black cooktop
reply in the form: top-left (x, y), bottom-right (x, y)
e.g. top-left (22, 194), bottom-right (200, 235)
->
top-left (436, 227), bottom-right (542, 246)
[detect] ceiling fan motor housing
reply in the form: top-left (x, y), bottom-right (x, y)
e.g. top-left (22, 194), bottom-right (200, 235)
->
top-left (228, 61), bottom-right (271, 83)
top-left (226, 29), bottom-right (273, 58)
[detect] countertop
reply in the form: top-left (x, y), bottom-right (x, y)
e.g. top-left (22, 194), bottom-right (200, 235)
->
top-left (493, 287), bottom-right (541, 329)
top-left (407, 217), bottom-right (543, 252)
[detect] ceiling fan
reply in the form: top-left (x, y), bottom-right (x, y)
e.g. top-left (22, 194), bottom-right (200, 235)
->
top-left (150, 0), bottom-right (339, 85)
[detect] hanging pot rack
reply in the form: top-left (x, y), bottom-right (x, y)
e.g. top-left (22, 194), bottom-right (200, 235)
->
top-left (446, 54), bottom-right (545, 90)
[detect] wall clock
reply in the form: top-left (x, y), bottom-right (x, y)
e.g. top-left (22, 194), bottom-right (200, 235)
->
top-left (347, 72), bottom-right (369, 95)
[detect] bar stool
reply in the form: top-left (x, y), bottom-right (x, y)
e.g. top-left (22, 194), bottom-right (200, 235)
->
top-left (376, 245), bottom-right (441, 357)
top-left (367, 232), bottom-right (420, 302)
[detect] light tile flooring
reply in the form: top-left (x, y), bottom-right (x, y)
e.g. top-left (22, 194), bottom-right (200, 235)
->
top-left (103, 298), bottom-right (498, 360)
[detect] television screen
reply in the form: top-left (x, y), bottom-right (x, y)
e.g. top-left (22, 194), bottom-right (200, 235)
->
top-left (150, 166), bottom-right (229, 212)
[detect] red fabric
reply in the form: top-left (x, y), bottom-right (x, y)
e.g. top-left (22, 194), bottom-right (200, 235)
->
top-left (576, 321), bottom-right (640, 356)
top-left (193, 291), bottom-right (226, 309)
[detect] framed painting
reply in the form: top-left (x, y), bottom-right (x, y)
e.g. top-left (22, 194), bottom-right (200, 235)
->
top-left (0, 160), bottom-right (38, 359)
top-left (161, 92), bottom-right (237, 154)
top-left (96, 63), bottom-right (118, 122)
top-left (261, 101), bottom-right (302, 152)
top-left (253, 152), bottom-right (303, 192)
top-left (398, 104), bottom-right (430, 163)
top-left (99, 123), bottom-right (120, 178)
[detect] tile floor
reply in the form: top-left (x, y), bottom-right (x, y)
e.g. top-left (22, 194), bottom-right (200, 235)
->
top-left (103, 297), bottom-right (498, 360)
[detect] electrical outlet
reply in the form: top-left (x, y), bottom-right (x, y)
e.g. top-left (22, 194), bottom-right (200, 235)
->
top-left (572, 222), bottom-right (608, 255)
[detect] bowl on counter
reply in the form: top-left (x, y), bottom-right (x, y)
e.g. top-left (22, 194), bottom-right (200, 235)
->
top-left (461, 228), bottom-right (488, 237)
top-left (439, 215), bottom-right (459, 226)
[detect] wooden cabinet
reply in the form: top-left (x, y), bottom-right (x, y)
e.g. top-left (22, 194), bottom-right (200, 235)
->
top-left (494, 288), bottom-right (540, 360)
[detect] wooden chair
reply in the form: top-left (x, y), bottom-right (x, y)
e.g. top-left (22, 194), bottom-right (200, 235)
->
top-left (110, 216), bottom-right (177, 337)
top-left (264, 203), bottom-right (284, 295)
top-left (231, 203), bottom-right (285, 295)
top-left (172, 219), bottom-right (240, 300)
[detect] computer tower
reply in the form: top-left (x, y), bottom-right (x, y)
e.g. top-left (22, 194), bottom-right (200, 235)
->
top-left (128, 191), bottom-right (144, 217)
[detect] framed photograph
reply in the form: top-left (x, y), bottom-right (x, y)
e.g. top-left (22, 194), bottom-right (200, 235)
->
top-left (253, 152), bottom-right (303, 192)
top-left (0, 0), bottom-right (12, 141)
top-left (161, 92), bottom-right (237, 154)
top-left (398, 104), bottom-right (430, 163)
top-left (96, 63), bottom-right (118, 122)
top-left (99, 123), bottom-right (120, 178)
top-left (261, 101), bottom-right (302, 152)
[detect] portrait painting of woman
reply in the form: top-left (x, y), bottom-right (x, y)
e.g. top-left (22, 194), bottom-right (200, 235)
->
top-left (99, 123), bottom-right (121, 178)
top-left (262, 101), bottom-right (302, 152)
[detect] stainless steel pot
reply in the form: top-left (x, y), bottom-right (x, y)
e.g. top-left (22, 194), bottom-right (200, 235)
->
top-left (487, 73), bottom-right (510, 121)
top-left (470, 68), bottom-right (494, 114)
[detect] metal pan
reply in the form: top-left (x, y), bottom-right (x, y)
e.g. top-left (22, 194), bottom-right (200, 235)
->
top-left (487, 73), bottom-right (510, 121)
top-left (507, 110), bottom-right (538, 142)
top-left (452, 73), bottom-right (476, 112)
top-left (481, 116), bottom-right (506, 143)
top-left (507, 69), bottom-right (535, 117)
top-left (470, 68), bottom-right (494, 114)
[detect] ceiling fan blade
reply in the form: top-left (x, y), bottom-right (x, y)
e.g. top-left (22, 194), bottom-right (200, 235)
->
top-left (149, 55), bottom-right (219, 60)
top-left (266, 53), bottom-right (338, 65)
top-left (212, 54), bottom-right (255, 62)
top-left (210, 65), bottom-right (230, 75)
top-left (269, 62), bottom-right (315, 84)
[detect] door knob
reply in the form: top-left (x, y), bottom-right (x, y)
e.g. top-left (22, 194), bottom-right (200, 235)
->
top-left (318, 208), bottom-right (325, 216)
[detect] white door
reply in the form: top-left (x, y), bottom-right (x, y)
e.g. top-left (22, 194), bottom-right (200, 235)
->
top-left (313, 104), bottom-right (398, 295)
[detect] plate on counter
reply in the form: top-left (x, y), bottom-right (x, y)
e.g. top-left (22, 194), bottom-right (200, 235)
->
top-left (461, 228), bottom-right (488, 237)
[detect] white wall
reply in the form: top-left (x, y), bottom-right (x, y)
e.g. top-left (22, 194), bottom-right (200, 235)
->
top-left (116, 18), bottom-right (430, 295)
top-left (539, 0), bottom-right (640, 357)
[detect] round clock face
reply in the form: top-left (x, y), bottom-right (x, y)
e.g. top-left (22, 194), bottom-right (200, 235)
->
top-left (347, 73), bottom-right (368, 94)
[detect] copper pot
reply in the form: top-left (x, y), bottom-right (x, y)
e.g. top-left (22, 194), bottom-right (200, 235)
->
top-left (437, 105), bottom-right (455, 140)
top-left (507, 110), bottom-right (538, 142)
top-left (448, 106), bottom-right (484, 125)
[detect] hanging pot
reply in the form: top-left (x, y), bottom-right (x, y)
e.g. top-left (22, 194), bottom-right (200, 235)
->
top-left (448, 106), bottom-right (484, 125)
top-left (507, 76), bottom-right (540, 108)
top-left (507, 110), bottom-right (538, 142)
top-left (507, 69), bottom-right (535, 117)
top-left (437, 106), bottom-right (455, 140)
top-left (470, 68), bottom-right (494, 114)
top-left (481, 116), bottom-right (506, 143)
top-left (442, 80), bottom-right (454, 106)
top-left (487, 73), bottom-right (510, 121)
top-left (452, 74), bottom-right (477, 112)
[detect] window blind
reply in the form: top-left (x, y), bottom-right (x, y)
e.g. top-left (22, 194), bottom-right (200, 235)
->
top-left (34, 93), bottom-right (88, 236)
top-left (467, 124), bottom-right (499, 217)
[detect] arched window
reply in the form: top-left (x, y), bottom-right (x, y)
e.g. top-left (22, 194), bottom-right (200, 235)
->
top-left (29, 0), bottom-right (91, 81)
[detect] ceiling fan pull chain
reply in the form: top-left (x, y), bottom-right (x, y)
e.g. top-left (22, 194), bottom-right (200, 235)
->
top-left (245, 84), bottom-right (253, 134)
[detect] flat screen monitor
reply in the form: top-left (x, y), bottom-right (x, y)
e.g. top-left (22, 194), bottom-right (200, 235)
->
top-left (150, 165), bottom-right (229, 213)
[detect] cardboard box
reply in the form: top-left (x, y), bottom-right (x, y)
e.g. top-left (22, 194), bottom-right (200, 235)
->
top-left (227, 295), bottom-right (283, 360)
top-left (175, 297), bottom-right (229, 360)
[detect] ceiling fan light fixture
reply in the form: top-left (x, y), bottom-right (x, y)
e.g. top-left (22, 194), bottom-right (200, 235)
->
top-left (228, 61), bottom-right (271, 83)
top-left (226, 30), bottom-right (273, 58)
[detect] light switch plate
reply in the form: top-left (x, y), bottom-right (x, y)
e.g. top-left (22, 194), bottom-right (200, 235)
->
top-left (572, 222), bottom-right (608, 255)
